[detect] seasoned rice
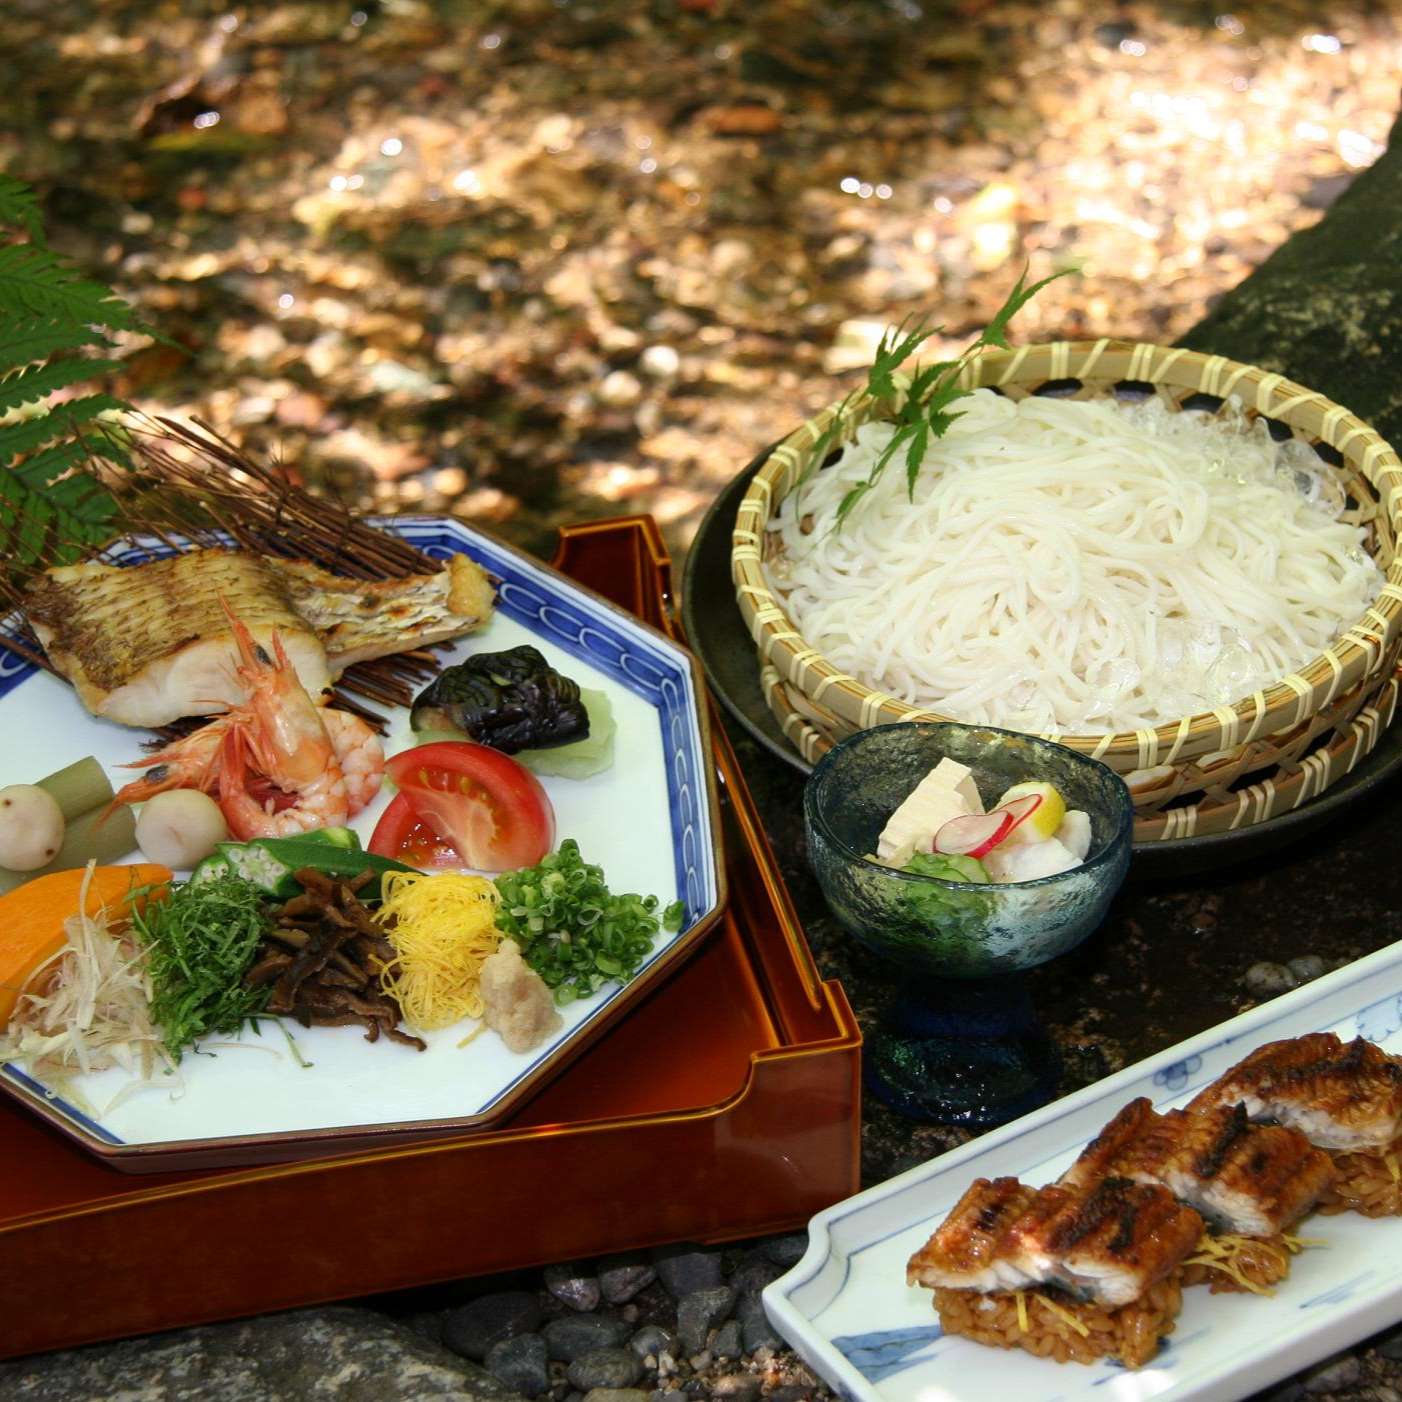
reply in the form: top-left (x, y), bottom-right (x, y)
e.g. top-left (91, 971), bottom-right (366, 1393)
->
top-left (931, 1278), bottom-right (1182, 1369)
top-left (1318, 1141), bottom-right (1402, 1217)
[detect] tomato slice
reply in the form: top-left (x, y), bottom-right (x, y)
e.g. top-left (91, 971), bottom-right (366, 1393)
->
top-left (376, 741), bottom-right (555, 872)
top-left (368, 793), bottom-right (466, 870)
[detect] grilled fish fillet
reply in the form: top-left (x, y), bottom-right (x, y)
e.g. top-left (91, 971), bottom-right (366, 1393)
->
top-left (906, 1178), bottom-right (1044, 1294)
top-left (907, 1174), bottom-right (1202, 1309)
top-left (1188, 1033), bottom-right (1402, 1153)
top-left (24, 549), bottom-right (494, 727)
top-left (1009, 1177), bottom-right (1203, 1308)
top-left (1061, 1097), bottom-right (1334, 1236)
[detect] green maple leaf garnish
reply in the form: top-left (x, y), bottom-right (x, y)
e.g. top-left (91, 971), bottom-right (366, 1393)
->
top-left (830, 265), bottom-right (1075, 528)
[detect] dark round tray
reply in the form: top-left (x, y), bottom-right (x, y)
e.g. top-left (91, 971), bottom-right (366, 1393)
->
top-left (681, 451), bottom-right (1402, 879)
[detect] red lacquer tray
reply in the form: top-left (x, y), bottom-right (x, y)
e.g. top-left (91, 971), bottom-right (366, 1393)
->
top-left (0, 515), bottom-right (862, 1363)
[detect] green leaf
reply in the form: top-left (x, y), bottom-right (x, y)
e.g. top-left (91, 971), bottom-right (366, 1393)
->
top-left (869, 317), bottom-right (942, 401)
top-left (979, 265), bottom-right (1076, 350)
top-left (904, 422), bottom-right (930, 500)
top-left (0, 175), bottom-right (45, 243)
top-left (829, 263), bottom-right (1076, 531)
top-left (0, 353), bottom-right (122, 415)
top-left (834, 480), bottom-right (873, 526)
top-left (0, 316), bottom-right (109, 371)
top-left (0, 393), bottom-right (128, 468)
top-left (0, 244), bottom-right (146, 332)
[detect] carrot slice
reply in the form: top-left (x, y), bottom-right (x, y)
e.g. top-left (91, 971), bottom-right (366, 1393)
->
top-left (0, 864), bottom-right (171, 1026)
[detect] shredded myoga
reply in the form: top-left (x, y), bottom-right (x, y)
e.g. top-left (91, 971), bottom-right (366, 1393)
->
top-left (764, 390), bottom-right (1384, 734)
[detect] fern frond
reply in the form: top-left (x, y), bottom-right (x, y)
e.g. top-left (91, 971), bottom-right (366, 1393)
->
top-left (0, 244), bottom-right (145, 332)
top-left (0, 354), bottom-right (123, 416)
top-left (0, 316), bottom-right (111, 371)
top-left (0, 176), bottom-right (45, 244)
top-left (0, 458), bottom-right (116, 571)
top-left (0, 394), bottom-right (127, 467)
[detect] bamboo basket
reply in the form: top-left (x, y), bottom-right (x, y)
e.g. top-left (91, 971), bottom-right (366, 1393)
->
top-left (730, 340), bottom-right (1402, 841)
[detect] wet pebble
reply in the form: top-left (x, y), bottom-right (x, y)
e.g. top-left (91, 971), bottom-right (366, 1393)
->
top-left (653, 1246), bottom-right (724, 1299)
top-left (712, 1375), bottom-right (762, 1402)
top-left (441, 1290), bottom-right (543, 1362)
top-left (729, 1254), bottom-right (783, 1294)
top-left (640, 345), bottom-right (680, 378)
top-left (676, 1286), bottom-right (737, 1355)
top-left (1302, 1354), bottom-right (1361, 1393)
top-left (546, 1262), bottom-right (603, 1313)
top-left (486, 1333), bottom-right (551, 1398)
top-left (568, 1348), bottom-right (645, 1391)
top-left (630, 1324), bottom-right (678, 1360)
top-left (1246, 961), bottom-right (1296, 995)
top-left (544, 1315), bottom-right (633, 1362)
top-left (584, 1392), bottom-right (650, 1402)
top-left (598, 1253), bottom-right (656, 1305)
top-left (736, 1293), bottom-right (781, 1352)
top-left (712, 1320), bottom-right (744, 1360)
top-left (767, 1387), bottom-right (816, 1402)
top-left (599, 369), bottom-right (643, 407)
top-left (1287, 955), bottom-right (1327, 985)
top-left (762, 1234), bottom-right (809, 1270)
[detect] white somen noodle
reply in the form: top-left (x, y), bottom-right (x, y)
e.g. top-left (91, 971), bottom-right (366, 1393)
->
top-left (764, 390), bottom-right (1383, 734)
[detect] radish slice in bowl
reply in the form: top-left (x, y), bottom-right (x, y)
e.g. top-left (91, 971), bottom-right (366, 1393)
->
top-left (934, 794), bottom-right (1043, 859)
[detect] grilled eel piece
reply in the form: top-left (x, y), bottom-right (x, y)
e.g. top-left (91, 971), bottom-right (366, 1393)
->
top-left (908, 1174), bottom-right (1203, 1309)
top-left (1060, 1097), bottom-right (1335, 1237)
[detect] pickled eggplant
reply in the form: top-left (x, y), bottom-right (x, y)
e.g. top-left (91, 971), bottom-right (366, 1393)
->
top-left (409, 645), bottom-right (590, 753)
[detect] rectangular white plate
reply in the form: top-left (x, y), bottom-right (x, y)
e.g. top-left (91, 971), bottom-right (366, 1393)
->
top-left (763, 944), bottom-right (1402, 1402)
top-left (0, 515), bottom-right (724, 1169)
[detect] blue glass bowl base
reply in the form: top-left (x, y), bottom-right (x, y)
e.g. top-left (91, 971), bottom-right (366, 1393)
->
top-left (863, 973), bottom-right (1062, 1127)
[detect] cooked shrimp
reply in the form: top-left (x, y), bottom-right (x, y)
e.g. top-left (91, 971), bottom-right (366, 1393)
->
top-left (321, 708), bottom-right (384, 816)
top-left (217, 723), bottom-right (348, 838)
top-left (212, 610), bottom-right (351, 839)
top-left (112, 604), bottom-right (386, 838)
top-left (111, 717), bottom-right (233, 807)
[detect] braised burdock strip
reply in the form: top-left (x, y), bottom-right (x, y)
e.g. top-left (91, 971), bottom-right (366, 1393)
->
top-left (1189, 1032), bottom-right (1402, 1217)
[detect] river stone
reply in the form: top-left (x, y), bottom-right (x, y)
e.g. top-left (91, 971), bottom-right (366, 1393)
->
top-left (711, 1320), bottom-right (744, 1360)
top-left (1303, 1354), bottom-right (1362, 1393)
top-left (0, 1306), bottom-right (523, 1401)
top-left (1180, 109), bottom-right (1402, 447)
top-left (729, 1253), bottom-right (783, 1294)
top-left (676, 1286), bottom-right (737, 1355)
top-left (444, 1291), bottom-right (544, 1362)
top-left (762, 1234), bottom-right (809, 1269)
top-left (486, 1334), bottom-right (551, 1399)
top-left (546, 1261), bottom-right (603, 1312)
top-left (584, 1392), bottom-right (649, 1402)
top-left (598, 1252), bottom-right (657, 1304)
top-left (630, 1324), bottom-right (679, 1360)
top-left (736, 1292), bottom-right (781, 1352)
top-left (567, 1348), bottom-right (644, 1390)
top-left (543, 1315), bottom-right (632, 1362)
top-left (712, 1375), bottom-right (763, 1402)
top-left (652, 1245), bottom-right (724, 1298)
top-left (1287, 955), bottom-right (1327, 985)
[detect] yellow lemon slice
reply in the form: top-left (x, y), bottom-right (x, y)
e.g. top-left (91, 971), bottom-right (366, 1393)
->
top-left (995, 780), bottom-right (1066, 844)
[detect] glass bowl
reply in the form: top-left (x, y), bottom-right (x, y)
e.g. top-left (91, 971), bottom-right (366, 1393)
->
top-left (803, 721), bottom-right (1133, 1125)
top-left (804, 721), bottom-right (1133, 979)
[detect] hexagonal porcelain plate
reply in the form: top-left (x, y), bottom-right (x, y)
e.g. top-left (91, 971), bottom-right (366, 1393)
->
top-left (0, 516), bottom-right (724, 1171)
